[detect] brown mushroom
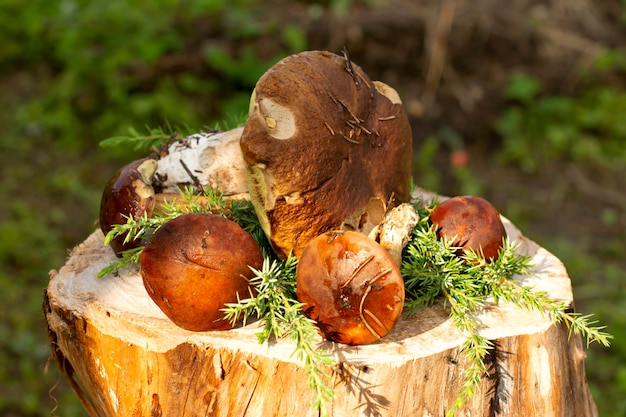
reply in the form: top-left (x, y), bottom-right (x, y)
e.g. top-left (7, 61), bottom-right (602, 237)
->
top-left (296, 230), bottom-right (404, 345)
top-left (378, 203), bottom-right (420, 266)
top-left (99, 158), bottom-right (158, 256)
top-left (139, 213), bottom-right (263, 331)
top-left (240, 50), bottom-right (413, 258)
top-left (429, 196), bottom-right (507, 261)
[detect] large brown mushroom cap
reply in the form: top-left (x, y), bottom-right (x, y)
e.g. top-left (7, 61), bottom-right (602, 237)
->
top-left (240, 50), bottom-right (413, 258)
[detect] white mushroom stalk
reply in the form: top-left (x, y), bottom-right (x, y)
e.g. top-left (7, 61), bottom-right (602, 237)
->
top-left (147, 123), bottom-right (419, 263)
top-left (378, 203), bottom-right (420, 266)
top-left (153, 127), bottom-right (248, 199)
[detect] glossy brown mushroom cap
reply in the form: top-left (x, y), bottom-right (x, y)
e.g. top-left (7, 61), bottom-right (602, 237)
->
top-left (139, 213), bottom-right (263, 332)
top-left (296, 231), bottom-right (404, 345)
top-left (429, 196), bottom-right (507, 262)
top-left (99, 158), bottom-right (157, 256)
top-left (241, 50), bottom-right (413, 259)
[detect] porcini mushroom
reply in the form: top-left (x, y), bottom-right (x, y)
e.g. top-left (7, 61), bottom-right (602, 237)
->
top-left (296, 230), bottom-right (404, 345)
top-left (99, 158), bottom-right (158, 256)
top-left (139, 213), bottom-right (263, 331)
top-left (240, 50), bottom-right (413, 258)
top-left (429, 196), bottom-right (507, 261)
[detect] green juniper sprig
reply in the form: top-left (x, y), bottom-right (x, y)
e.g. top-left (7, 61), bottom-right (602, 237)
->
top-left (223, 256), bottom-right (335, 415)
top-left (99, 117), bottom-right (247, 154)
top-left (449, 333), bottom-right (492, 415)
top-left (490, 279), bottom-right (612, 348)
top-left (98, 211), bottom-right (172, 278)
top-left (401, 201), bottom-right (612, 417)
top-left (99, 124), bottom-right (191, 153)
top-left (97, 245), bottom-right (144, 278)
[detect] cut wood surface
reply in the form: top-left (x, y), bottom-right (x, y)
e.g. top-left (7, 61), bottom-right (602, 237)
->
top-left (44, 197), bottom-right (598, 417)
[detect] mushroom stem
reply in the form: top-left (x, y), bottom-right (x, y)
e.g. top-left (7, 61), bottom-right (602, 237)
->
top-left (154, 127), bottom-right (248, 197)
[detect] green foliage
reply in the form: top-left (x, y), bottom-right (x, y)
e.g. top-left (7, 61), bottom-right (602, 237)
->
top-left (412, 135), bottom-right (443, 191)
top-left (412, 131), bottom-right (485, 197)
top-left (2, 0), bottom-right (308, 156)
top-left (0, 273), bottom-right (55, 413)
top-left (537, 236), bottom-right (626, 417)
top-left (9, 1), bottom-right (192, 149)
top-left (496, 56), bottom-right (626, 417)
top-left (496, 70), bottom-right (626, 173)
top-left (300, 0), bottom-right (383, 16)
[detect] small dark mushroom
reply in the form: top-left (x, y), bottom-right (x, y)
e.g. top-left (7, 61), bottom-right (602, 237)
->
top-left (139, 213), bottom-right (263, 332)
top-left (99, 158), bottom-right (158, 256)
top-left (429, 196), bottom-right (507, 262)
top-left (296, 231), bottom-right (404, 345)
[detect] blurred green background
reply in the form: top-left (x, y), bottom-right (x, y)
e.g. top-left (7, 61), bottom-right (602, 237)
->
top-left (1, 0), bottom-right (624, 415)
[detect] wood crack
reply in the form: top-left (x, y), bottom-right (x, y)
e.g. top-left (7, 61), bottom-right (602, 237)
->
top-left (487, 342), bottom-right (512, 417)
top-left (180, 349), bottom-right (200, 417)
top-left (241, 365), bottom-right (261, 416)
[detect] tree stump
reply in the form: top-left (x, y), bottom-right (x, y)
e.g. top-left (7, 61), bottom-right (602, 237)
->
top-left (44, 203), bottom-right (598, 417)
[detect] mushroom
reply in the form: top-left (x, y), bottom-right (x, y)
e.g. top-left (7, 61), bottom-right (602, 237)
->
top-left (139, 213), bottom-right (263, 331)
top-left (240, 50), bottom-right (413, 258)
top-left (99, 158), bottom-right (158, 256)
top-left (429, 196), bottom-right (507, 262)
top-left (296, 230), bottom-right (404, 345)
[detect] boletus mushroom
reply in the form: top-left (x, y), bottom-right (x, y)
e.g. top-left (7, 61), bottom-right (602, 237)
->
top-left (139, 213), bottom-right (263, 331)
top-left (240, 50), bottom-right (413, 258)
top-left (296, 231), bottom-right (404, 345)
top-left (99, 158), bottom-right (158, 256)
top-left (429, 196), bottom-right (507, 262)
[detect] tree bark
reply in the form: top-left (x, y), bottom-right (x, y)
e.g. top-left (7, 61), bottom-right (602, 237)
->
top-left (44, 207), bottom-right (598, 417)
